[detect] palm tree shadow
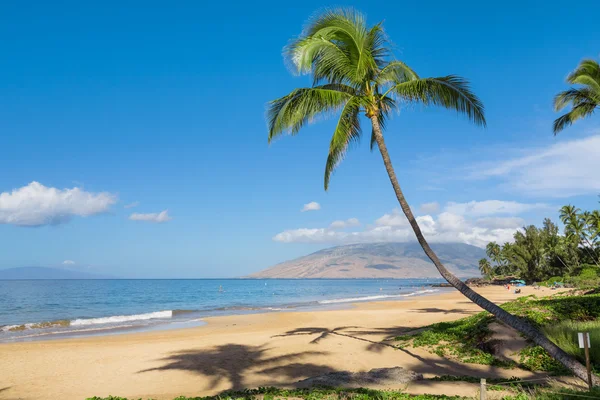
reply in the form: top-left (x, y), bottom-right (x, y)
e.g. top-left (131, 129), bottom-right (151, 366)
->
top-left (411, 308), bottom-right (476, 315)
top-left (138, 343), bottom-right (335, 391)
top-left (273, 326), bottom-right (414, 353)
top-left (272, 326), bottom-right (360, 344)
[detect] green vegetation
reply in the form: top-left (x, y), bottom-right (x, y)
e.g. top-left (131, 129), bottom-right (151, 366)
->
top-left (396, 312), bottom-right (512, 367)
top-left (543, 321), bottom-right (600, 371)
top-left (396, 293), bottom-right (600, 373)
top-left (553, 59), bottom-right (600, 135)
top-left (86, 385), bottom-right (600, 400)
top-left (517, 345), bottom-right (569, 375)
top-left (479, 206), bottom-right (600, 285)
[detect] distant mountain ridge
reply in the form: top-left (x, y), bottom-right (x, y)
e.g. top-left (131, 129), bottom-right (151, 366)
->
top-left (249, 242), bottom-right (484, 279)
top-left (0, 267), bottom-right (114, 280)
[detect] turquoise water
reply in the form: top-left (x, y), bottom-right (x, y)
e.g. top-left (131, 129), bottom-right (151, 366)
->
top-left (0, 279), bottom-right (446, 342)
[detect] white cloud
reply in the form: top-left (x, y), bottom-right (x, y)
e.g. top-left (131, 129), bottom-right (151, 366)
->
top-left (475, 217), bottom-right (525, 229)
top-left (274, 199), bottom-right (539, 248)
top-left (129, 210), bottom-right (172, 223)
top-left (420, 202), bottom-right (440, 214)
top-left (444, 200), bottom-right (548, 217)
top-left (0, 182), bottom-right (117, 227)
top-left (62, 260), bottom-right (75, 265)
top-left (301, 202), bottom-right (321, 212)
top-left (472, 134), bottom-right (600, 197)
top-left (375, 209), bottom-right (408, 227)
top-left (124, 201), bottom-right (140, 209)
top-left (329, 218), bottom-right (360, 229)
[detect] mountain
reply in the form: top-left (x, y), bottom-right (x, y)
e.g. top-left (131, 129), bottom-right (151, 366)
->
top-left (0, 267), bottom-right (114, 280)
top-left (249, 242), bottom-right (484, 279)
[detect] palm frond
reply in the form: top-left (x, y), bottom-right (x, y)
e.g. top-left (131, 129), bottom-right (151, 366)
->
top-left (554, 88), bottom-right (600, 111)
top-left (267, 87), bottom-right (352, 142)
top-left (570, 74), bottom-right (600, 94)
top-left (366, 22), bottom-right (389, 69)
top-left (566, 59), bottom-right (600, 84)
top-left (553, 102), bottom-right (597, 135)
top-left (324, 97), bottom-right (362, 189)
top-left (390, 76), bottom-right (486, 127)
top-left (286, 37), bottom-right (356, 85)
top-left (376, 60), bottom-right (419, 86)
top-left (552, 59), bottom-right (600, 134)
top-left (285, 8), bottom-right (381, 86)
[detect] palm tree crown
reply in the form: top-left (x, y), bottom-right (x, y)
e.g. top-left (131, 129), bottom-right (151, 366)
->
top-left (267, 9), bottom-right (485, 189)
top-left (553, 59), bottom-right (600, 135)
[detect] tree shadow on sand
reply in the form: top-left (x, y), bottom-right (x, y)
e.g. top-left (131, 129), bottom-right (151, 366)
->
top-left (273, 326), bottom-right (549, 382)
top-left (138, 344), bottom-right (336, 391)
top-left (410, 308), bottom-right (476, 315)
top-left (273, 326), bottom-right (414, 353)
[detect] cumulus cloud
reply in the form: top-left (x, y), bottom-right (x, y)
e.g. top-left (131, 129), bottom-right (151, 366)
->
top-left (475, 217), bottom-right (525, 229)
top-left (444, 200), bottom-right (548, 217)
top-left (0, 182), bottom-right (117, 227)
top-left (129, 210), bottom-right (172, 223)
top-left (124, 201), bottom-right (140, 209)
top-left (329, 218), bottom-right (360, 229)
top-left (375, 209), bottom-right (408, 227)
top-left (273, 199), bottom-right (536, 248)
top-left (62, 260), bottom-right (75, 265)
top-left (301, 202), bottom-right (321, 212)
top-left (472, 135), bottom-right (600, 197)
top-left (420, 202), bottom-right (440, 214)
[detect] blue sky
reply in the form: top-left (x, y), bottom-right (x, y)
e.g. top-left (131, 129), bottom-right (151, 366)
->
top-left (0, 1), bottom-right (599, 278)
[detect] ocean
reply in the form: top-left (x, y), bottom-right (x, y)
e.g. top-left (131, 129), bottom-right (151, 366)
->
top-left (0, 278), bottom-right (447, 342)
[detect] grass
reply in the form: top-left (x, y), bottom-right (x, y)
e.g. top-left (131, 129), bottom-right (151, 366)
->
top-left (543, 320), bottom-right (600, 371)
top-left (85, 385), bottom-right (600, 400)
top-left (395, 293), bottom-right (600, 372)
top-left (395, 312), bottom-right (515, 367)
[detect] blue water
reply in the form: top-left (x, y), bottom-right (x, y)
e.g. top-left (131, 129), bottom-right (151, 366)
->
top-left (0, 279), bottom-right (446, 342)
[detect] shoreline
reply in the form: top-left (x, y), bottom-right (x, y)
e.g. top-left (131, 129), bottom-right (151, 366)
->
top-left (0, 284), bottom-right (449, 343)
top-left (0, 286), bottom-right (562, 400)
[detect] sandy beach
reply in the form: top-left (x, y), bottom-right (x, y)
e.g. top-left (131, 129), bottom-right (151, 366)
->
top-left (0, 286), bottom-right (567, 400)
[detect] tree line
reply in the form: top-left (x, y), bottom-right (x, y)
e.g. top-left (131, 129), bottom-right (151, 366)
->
top-left (479, 205), bottom-right (600, 282)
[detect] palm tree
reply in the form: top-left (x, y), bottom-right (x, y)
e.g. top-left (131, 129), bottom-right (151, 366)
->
top-left (266, 9), bottom-right (597, 385)
top-left (561, 205), bottom-right (600, 266)
top-left (553, 59), bottom-right (600, 135)
top-left (486, 242), bottom-right (502, 269)
top-left (478, 258), bottom-right (492, 279)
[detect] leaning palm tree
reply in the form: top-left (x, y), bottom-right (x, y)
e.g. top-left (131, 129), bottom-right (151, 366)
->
top-left (267, 9), bottom-right (597, 385)
top-left (553, 59), bottom-right (600, 135)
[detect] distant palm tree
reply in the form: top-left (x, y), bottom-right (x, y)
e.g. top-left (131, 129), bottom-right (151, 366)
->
top-left (485, 242), bottom-right (502, 268)
top-left (553, 59), bottom-right (600, 134)
top-left (561, 205), bottom-right (599, 266)
top-left (478, 258), bottom-right (492, 279)
top-left (267, 9), bottom-right (596, 385)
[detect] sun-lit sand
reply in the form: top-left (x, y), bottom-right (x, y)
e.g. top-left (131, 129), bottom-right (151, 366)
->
top-left (0, 286), bottom-right (571, 400)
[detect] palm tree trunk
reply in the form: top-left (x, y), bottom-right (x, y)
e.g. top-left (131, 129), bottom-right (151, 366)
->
top-left (369, 115), bottom-right (599, 386)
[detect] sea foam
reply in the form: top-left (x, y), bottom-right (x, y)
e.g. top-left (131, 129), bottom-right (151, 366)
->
top-left (70, 310), bottom-right (173, 326)
top-left (318, 289), bottom-right (439, 304)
